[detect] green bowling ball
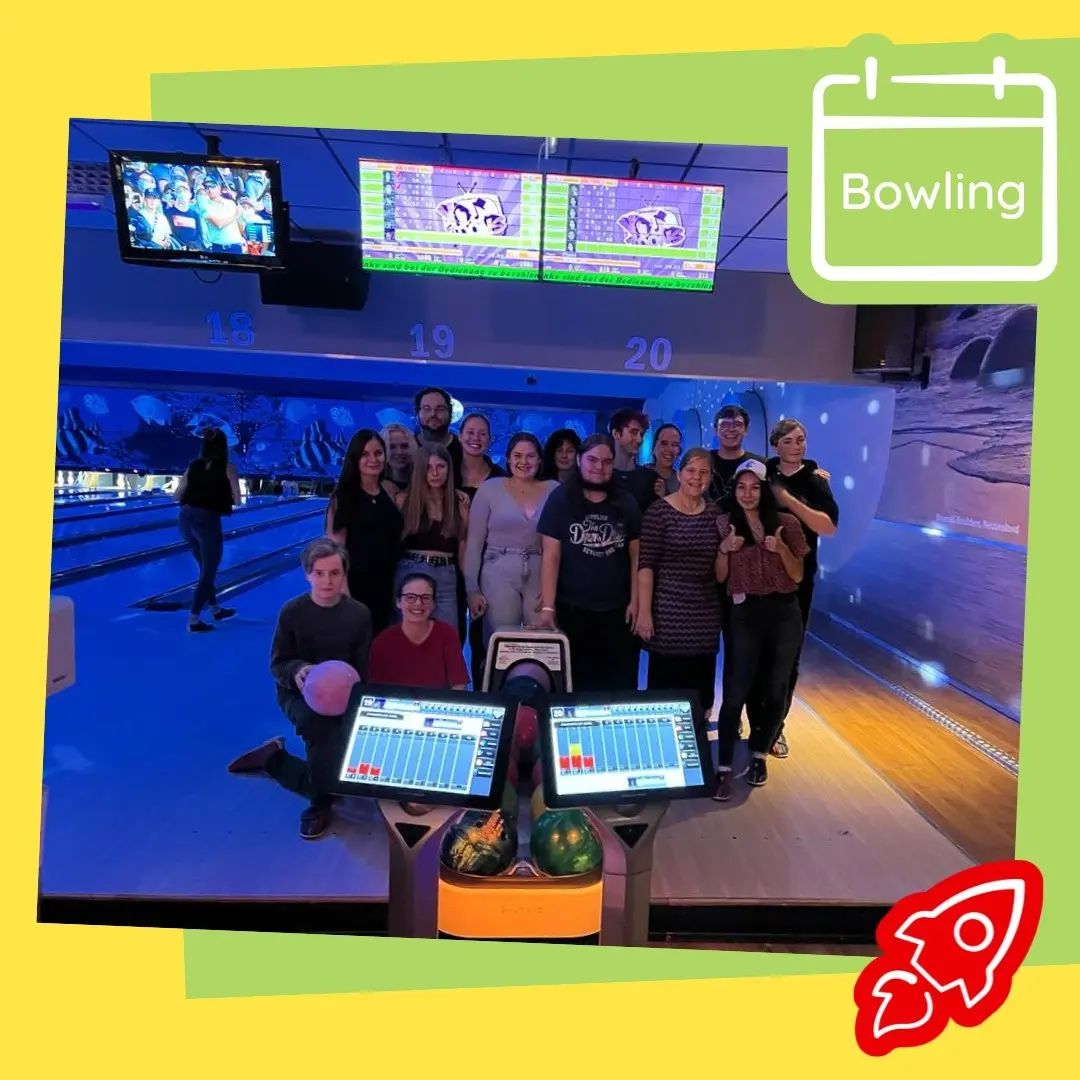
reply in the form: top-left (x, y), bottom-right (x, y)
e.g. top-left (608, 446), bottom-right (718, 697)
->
top-left (440, 809), bottom-right (517, 877)
top-left (529, 810), bottom-right (603, 877)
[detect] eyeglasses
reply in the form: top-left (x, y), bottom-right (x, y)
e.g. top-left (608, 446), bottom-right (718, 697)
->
top-left (419, 406), bottom-right (449, 416)
top-left (718, 419), bottom-right (746, 429)
top-left (400, 593), bottom-right (434, 604)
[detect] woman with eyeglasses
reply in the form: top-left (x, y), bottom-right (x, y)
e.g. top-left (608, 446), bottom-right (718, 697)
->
top-left (636, 448), bottom-right (723, 723)
top-left (325, 429), bottom-right (403, 634)
top-left (712, 459), bottom-right (810, 801)
top-left (465, 432), bottom-right (559, 647)
top-left (393, 443), bottom-right (469, 633)
top-left (535, 434), bottom-right (642, 692)
top-left (368, 572), bottom-right (469, 690)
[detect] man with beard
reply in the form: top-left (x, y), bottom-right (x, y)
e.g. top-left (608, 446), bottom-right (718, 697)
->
top-left (414, 386), bottom-right (464, 489)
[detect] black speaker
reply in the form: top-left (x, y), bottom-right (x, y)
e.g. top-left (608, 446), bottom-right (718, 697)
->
top-left (853, 305), bottom-right (918, 375)
top-left (259, 242), bottom-right (368, 310)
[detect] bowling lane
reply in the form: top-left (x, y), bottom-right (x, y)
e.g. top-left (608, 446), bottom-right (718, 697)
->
top-left (39, 550), bottom-right (395, 901)
top-left (54, 492), bottom-right (168, 512)
top-left (51, 499), bottom-right (323, 575)
top-left (54, 504), bottom-right (328, 615)
top-left (53, 494), bottom-right (286, 543)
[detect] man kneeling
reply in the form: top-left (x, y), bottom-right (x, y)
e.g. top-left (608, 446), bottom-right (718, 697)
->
top-left (228, 538), bottom-right (372, 839)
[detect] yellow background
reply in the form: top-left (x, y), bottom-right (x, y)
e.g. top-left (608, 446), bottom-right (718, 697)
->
top-left (5, 4), bottom-right (1079, 1074)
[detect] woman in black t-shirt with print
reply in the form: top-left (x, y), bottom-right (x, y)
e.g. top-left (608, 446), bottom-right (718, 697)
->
top-left (536, 434), bottom-right (642, 692)
top-left (176, 427), bottom-right (241, 633)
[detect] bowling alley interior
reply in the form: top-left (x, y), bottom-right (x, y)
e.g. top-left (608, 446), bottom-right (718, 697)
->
top-left (41, 119), bottom-right (1030, 950)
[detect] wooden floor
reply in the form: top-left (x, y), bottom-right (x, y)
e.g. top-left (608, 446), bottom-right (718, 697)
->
top-left (799, 619), bottom-right (1017, 866)
top-left (651, 701), bottom-right (971, 905)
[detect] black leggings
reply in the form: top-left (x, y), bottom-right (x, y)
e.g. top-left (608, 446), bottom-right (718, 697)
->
top-left (716, 593), bottom-right (804, 767)
top-left (557, 603), bottom-right (638, 692)
top-left (647, 651), bottom-right (718, 720)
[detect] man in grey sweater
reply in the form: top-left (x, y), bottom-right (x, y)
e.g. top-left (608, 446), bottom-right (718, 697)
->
top-left (228, 538), bottom-right (372, 840)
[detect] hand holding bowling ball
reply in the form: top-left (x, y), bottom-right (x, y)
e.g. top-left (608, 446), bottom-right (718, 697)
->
top-left (301, 660), bottom-right (360, 717)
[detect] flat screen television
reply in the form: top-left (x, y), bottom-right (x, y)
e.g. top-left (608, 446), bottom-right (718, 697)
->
top-left (541, 174), bottom-right (724, 291)
top-left (109, 150), bottom-right (286, 269)
top-left (359, 160), bottom-right (543, 281)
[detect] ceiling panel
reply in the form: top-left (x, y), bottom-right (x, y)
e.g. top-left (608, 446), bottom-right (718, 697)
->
top-left (340, 141), bottom-right (447, 167)
top-left (568, 139), bottom-right (697, 164)
top-left (717, 236), bottom-right (788, 272)
top-left (448, 134), bottom-right (545, 153)
top-left (75, 120), bottom-right (209, 157)
top-left (751, 198), bottom-right (788, 240)
top-left (694, 144), bottom-right (787, 171)
top-left (321, 128), bottom-right (446, 147)
top-left (632, 163), bottom-right (688, 181)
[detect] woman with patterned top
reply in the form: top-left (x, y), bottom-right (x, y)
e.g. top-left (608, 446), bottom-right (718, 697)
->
top-left (636, 448), bottom-right (723, 725)
top-left (712, 459), bottom-right (810, 801)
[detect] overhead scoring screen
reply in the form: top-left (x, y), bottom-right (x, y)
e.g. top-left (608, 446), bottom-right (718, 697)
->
top-left (359, 160), bottom-right (543, 281)
top-left (545, 698), bottom-right (707, 802)
top-left (541, 174), bottom-right (724, 290)
top-left (337, 693), bottom-right (508, 802)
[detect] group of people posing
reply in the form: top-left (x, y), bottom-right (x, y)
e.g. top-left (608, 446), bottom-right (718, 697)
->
top-left (219, 387), bottom-right (839, 837)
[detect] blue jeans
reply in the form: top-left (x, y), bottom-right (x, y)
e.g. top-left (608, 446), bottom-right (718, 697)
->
top-left (178, 504), bottom-right (223, 616)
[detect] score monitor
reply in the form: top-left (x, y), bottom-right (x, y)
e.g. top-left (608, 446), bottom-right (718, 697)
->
top-left (538, 692), bottom-right (713, 808)
top-left (328, 686), bottom-right (515, 809)
top-left (541, 173), bottom-right (724, 291)
top-left (359, 160), bottom-right (543, 281)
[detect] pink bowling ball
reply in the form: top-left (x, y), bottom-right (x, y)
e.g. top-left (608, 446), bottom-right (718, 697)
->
top-left (302, 660), bottom-right (360, 716)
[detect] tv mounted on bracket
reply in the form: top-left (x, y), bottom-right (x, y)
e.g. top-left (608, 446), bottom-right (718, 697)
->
top-left (109, 150), bottom-right (287, 270)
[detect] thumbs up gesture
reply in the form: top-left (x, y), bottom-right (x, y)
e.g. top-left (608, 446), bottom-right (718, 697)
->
top-left (764, 528), bottom-right (784, 553)
top-left (720, 524), bottom-right (744, 554)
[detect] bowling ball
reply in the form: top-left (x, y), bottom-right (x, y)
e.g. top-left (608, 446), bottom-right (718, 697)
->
top-left (440, 810), bottom-right (516, 876)
top-left (530, 810), bottom-right (603, 877)
top-left (302, 660), bottom-right (360, 716)
top-left (513, 705), bottom-right (538, 752)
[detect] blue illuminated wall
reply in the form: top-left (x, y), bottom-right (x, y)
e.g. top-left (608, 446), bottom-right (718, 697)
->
top-left (55, 382), bottom-right (599, 479)
top-left (642, 304), bottom-right (1033, 721)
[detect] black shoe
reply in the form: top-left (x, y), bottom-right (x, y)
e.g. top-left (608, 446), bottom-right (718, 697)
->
top-left (188, 620), bottom-right (214, 633)
top-left (770, 733), bottom-right (790, 759)
top-left (747, 757), bottom-right (769, 787)
top-left (300, 804), bottom-right (331, 840)
top-left (712, 771), bottom-right (733, 802)
top-left (227, 737), bottom-right (285, 774)
top-left (212, 607), bottom-right (237, 622)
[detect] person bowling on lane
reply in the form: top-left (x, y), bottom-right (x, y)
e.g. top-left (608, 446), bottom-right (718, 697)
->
top-left (226, 539), bottom-right (373, 841)
top-left (712, 460), bottom-right (809, 801)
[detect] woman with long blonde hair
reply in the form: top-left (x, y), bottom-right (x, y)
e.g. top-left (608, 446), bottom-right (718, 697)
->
top-left (380, 423), bottom-right (418, 498)
top-left (393, 443), bottom-right (470, 631)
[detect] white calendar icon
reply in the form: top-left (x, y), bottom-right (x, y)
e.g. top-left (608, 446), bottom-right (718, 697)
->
top-left (810, 56), bottom-right (1057, 283)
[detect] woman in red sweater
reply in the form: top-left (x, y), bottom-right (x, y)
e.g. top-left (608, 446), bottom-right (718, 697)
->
top-left (368, 572), bottom-right (469, 689)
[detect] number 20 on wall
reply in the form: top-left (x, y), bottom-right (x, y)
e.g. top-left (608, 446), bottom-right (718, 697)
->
top-left (625, 336), bottom-right (673, 372)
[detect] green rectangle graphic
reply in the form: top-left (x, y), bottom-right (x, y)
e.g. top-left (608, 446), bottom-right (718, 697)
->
top-left (821, 126), bottom-right (1046, 269)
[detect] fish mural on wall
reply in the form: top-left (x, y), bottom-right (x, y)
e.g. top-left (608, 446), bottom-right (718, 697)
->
top-left (57, 385), bottom-right (600, 479)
